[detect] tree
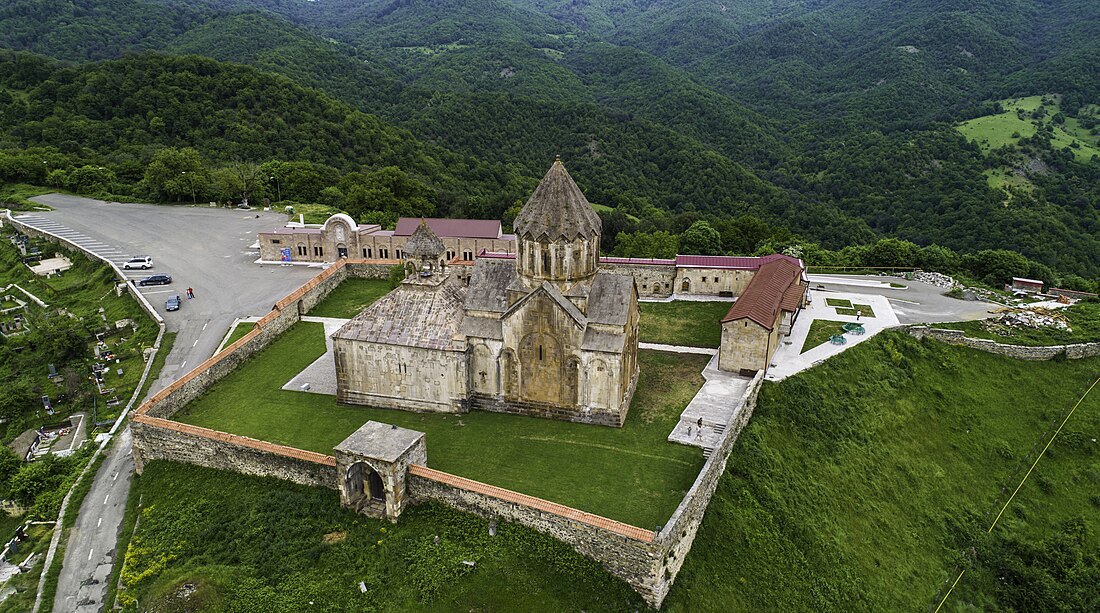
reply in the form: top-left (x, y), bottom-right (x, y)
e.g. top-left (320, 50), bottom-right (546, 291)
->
top-left (863, 238), bottom-right (920, 268)
top-left (612, 231), bottom-right (678, 258)
top-left (143, 147), bottom-right (207, 202)
top-left (679, 220), bottom-right (722, 255)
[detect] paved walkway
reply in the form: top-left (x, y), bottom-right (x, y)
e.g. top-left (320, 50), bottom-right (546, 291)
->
top-left (667, 354), bottom-right (754, 450)
top-left (639, 342), bottom-right (716, 355)
top-left (765, 290), bottom-right (901, 381)
top-left (640, 293), bottom-right (735, 303)
top-left (807, 274), bottom-right (905, 290)
top-left (282, 317), bottom-right (350, 395)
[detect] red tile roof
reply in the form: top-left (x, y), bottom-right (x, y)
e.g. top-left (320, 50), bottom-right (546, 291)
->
top-left (394, 217), bottom-right (502, 239)
top-left (722, 259), bottom-right (805, 329)
top-left (675, 253), bottom-right (801, 270)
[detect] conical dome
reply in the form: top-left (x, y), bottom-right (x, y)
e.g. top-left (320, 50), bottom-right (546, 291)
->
top-left (513, 158), bottom-right (601, 242)
top-left (405, 219), bottom-right (445, 258)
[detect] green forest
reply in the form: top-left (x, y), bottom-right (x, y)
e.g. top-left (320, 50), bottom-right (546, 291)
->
top-left (2, 1), bottom-right (1100, 286)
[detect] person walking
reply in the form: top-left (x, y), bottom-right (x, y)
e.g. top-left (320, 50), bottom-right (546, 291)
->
top-left (186, 287), bottom-right (195, 299)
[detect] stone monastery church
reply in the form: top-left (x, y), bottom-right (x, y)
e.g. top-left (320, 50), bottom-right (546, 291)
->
top-left (333, 159), bottom-right (641, 426)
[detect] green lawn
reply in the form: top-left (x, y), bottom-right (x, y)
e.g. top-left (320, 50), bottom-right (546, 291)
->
top-left (662, 331), bottom-right (1100, 611)
top-left (219, 321), bottom-right (255, 351)
top-left (117, 462), bottom-right (643, 611)
top-left (825, 298), bottom-right (852, 308)
top-left (800, 319), bottom-right (847, 353)
top-left (835, 303), bottom-right (875, 318)
top-left (177, 322), bottom-right (707, 527)
top-left (307, 279), bottom-right (394, 319)
top-left (639, 300), bottom-right (730, 348)
top-left (935, 301), bottom-right (1100, 346)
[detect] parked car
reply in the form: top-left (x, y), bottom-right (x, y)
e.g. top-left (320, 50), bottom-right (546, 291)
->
top-left (165, 294), bottom-right (181, 311)
top-left (138, 274), bottom-right (172, 286)
top-left (123, 256), bottom-right (153, 270)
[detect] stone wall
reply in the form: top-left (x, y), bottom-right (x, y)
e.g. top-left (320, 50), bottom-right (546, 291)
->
top-left (406, 465), bottom-right (665, 605)
top-left (908, 326), bottom-right (1100, 360)
top-left (132, 416), bottom-right (336, 489)
top-left (600, 262), bottom-right (676, 298)
top-left (335, 342), bottom-right (467, 413)
top-left (653, 372), bottom-right (764, 603)
top-left (719, 319), bottom-right (779, 373)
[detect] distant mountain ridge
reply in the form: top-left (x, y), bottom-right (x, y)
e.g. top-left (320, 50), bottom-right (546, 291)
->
top-left (1, 0), bottom-right (1099, 274)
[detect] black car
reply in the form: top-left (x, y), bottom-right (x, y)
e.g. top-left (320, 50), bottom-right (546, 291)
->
top-left (138, 274), bottom-right (172, 286)
top-left (165, 295), bottom-right (181, 311)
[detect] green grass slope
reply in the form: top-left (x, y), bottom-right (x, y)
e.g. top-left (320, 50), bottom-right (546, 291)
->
top-left (119, 462), bottom-right (644, 611)
top-left (664, 331), bottom-right (1100, 611)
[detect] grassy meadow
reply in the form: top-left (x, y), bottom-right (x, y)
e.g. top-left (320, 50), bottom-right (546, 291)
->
top-left (639, 300), bottom-right (730, 347)
top-left (178, 322), bottom-right (707, 527)
top-left (663, 331), bottom-right (1100, 611)
top-left (117, 462), bottom-right (644, 612)
top-left (307, 278), bottom-right (394, 319)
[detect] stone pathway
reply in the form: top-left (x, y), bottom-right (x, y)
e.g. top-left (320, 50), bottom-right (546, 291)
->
top-left (282, 317), bottom-right (350, 395)
top-left (639, 342), bottom-right (716, 355)
top-left (666, 353), bottom-right (754, 451)
top-left (765, 290), bottom-right (901, 382)
top-left (640, 294), bottom-right (735, 303)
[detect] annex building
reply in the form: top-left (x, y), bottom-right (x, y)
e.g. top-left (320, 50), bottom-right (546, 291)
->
top-left (333, 159), bottom-right (640, 426)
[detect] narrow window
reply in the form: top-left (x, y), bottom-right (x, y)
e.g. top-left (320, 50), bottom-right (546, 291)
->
top-left (538, 345), bottom-right (543, 361)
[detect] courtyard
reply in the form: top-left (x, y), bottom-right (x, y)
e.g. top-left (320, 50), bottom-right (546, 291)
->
top-left (177, 317), bottom-right (709, 528)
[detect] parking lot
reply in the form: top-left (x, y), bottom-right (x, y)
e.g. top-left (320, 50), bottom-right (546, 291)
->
top-left (19, 194), bottom-right (318, 381)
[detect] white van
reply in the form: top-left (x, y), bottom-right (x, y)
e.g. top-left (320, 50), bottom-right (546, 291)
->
top-left (123, 256), bottom-right (153, 270)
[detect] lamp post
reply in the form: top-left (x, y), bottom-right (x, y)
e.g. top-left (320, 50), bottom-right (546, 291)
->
top-left (181, 171), bottom-right (196, 203)
top-left (270, 175), bottom-right (281, 203)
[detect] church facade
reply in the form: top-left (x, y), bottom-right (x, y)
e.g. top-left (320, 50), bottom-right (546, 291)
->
top-left (333, 159), bottom-right (641, 427)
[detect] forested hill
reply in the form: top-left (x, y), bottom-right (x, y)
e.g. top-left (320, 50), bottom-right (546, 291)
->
top-left (1, 0), bottom-right (1100, 279)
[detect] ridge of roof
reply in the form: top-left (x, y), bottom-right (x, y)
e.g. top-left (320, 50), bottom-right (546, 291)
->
top-left (513, 158), bottom-right (602, 242)
top-left (721, 259), bottom-right (804, 329)
top-left (501, 280), bottom-right (587, 327)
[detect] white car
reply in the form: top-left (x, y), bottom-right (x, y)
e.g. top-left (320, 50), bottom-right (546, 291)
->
top-left (123, 256), bottom-right (153, 270)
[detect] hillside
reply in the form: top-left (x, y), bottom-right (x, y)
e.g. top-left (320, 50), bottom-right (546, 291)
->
top-left (1, 0), bottom-right (1100, 277)
top-left (664, 332), bottom-right (1100, 610)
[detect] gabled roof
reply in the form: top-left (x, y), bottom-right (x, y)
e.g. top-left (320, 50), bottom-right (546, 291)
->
top-left (502, 281), bottom-right (587, 327)
top-left (333, 278), bottom-right (467, 350)
top-left (721, 259), bottom-right (804, 330)
top-left (404, 219), bottom-right (445, 258)
top-left (586, 273), bottom-right (635, 326)
top-left (464, 258), bottom-right (516, 313)
top-left (394, 217), bottom-right (502, 239)
top-left (513, 158), bottom-right (601, 242)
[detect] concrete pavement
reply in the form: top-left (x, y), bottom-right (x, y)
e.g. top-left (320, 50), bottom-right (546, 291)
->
top-left (807, 274), bottom-right (992, 324)
top-left (17, 195), bottom-right (320, 613)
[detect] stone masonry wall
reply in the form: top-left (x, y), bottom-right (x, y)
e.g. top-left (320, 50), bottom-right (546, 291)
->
top-left (600, 262), bottom-right (676, 298)
top-left (132, 417), bottom-right (336, 489)
top-left (406, 465), bottom-right (665, 605)
top-left (908, 326), bottom-right (1100, 360)
top-left (139, 260), bottom-right (357, 419)
top-left (652, 372), bottom-right (765, 603)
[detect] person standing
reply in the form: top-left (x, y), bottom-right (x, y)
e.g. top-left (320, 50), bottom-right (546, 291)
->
top-left (186, 287), bottom-right (195, 299)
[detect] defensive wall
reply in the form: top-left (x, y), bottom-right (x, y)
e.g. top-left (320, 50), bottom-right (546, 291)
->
top-left (908, 326), bottom-right (1100, 360)
top-left (130, 259), bottom-right (766, 608)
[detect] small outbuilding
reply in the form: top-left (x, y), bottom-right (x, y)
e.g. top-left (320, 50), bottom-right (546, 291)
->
top-left (718, 259), bottom-right (806, 376)
top-left (1011, 277), bottom-right (1044, 293)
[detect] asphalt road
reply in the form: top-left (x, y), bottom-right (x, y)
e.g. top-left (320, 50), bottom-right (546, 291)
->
top-left (14, 194), bottom-right (318, 613)
top-left (806, 273), bottom-right (994, 324)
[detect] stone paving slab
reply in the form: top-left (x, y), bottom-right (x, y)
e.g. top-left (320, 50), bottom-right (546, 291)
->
top-left (639, 342), bottom-right (717, 355)
top-left (667, 353), bottom-right (753, 449)
top-left (282, 317), bottom-right (349, 395)
top-left (765, 290), bottom-right (900, 382)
